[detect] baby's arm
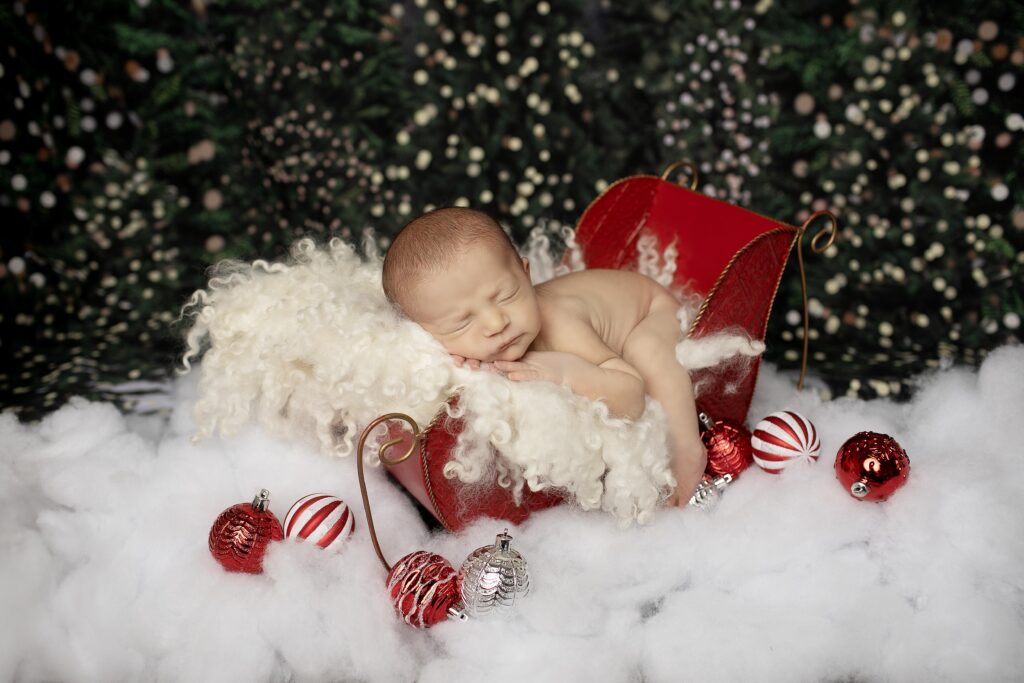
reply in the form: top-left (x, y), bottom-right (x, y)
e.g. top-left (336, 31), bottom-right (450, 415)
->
top-left (494, 350), bottom-right (646, 420)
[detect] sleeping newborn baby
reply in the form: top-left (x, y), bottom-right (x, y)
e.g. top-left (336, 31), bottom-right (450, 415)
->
top-left (382, 207), bottom-right (708, 505)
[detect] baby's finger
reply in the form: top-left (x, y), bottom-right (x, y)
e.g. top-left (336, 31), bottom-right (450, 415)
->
top-left (450, 354), bottom-right (465, 367)
top-left (467, 358), bottom-right (481, 370)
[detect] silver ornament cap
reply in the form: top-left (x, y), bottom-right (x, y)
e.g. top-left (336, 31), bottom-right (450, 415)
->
top-left (457, 529), bottom-right (531, 619)
top-left (688, 473), bottom-right (732, 511)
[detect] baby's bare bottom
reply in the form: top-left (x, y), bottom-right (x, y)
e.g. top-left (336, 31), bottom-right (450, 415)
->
top-left (621, 297), bottom-right (707, 506)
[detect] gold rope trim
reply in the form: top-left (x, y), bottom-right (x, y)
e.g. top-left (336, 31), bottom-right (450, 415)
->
top-left (686, 225), bottom-right (797, 337)
top-left (419, 400), bottom-right (456, 532)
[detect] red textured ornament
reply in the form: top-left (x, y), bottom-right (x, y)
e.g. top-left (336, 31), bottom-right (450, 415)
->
top-left (385, 551), bottom-right (466, 628)
top-left (699, 412), bottom-right (754, 479)
top-left (834, 432), bottom-right (911, 502)
top-left (208, 489), bottom-right (284, 573)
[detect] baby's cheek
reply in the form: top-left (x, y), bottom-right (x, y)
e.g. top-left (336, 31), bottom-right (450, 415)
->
top-left (443, 342), bottom-right (466, 357)
top-left (432, 337), bottom-right (459, 356)
top-left (443, 339), bottom-right (478, 360)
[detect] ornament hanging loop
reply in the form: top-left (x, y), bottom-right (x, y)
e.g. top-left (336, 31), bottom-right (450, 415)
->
top-left (252, 488), bottom-right (271, 511)
top-left (794, 210), bottom-right (839, 390)
top-left (356, 413), bottom-right (423, 572)
top-left (660, 159), bottom-right (699, 191)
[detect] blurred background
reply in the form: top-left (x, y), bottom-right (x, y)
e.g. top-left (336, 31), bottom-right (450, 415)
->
top-left (1, 0), bottom-right (1021, 421)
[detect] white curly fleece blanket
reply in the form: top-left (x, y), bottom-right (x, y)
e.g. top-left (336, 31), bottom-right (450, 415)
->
top-left (181, 231), bottom-right (761, 524)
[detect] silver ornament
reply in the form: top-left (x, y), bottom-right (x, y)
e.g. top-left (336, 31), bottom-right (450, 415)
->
top-left (457, 529), bottom-right (530, 619)
top-left (688, 473), bottom-right (733, 511)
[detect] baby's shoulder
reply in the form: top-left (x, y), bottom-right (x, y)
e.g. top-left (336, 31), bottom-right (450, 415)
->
top-left (533, 293), bottom-right (608, 356)
top-left (539, 268), bottom-right (655, 292)
top-left (535, 283), bottom-right (590, 324)
top-left (537, 269), bottom-right (662, 311)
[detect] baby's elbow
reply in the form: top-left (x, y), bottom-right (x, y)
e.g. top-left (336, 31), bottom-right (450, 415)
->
top-left (625, 377), bottom-right (646, 420)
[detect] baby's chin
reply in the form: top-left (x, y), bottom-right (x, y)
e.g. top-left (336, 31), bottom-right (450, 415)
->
top-left (492, 347), bottom-right (526, 362)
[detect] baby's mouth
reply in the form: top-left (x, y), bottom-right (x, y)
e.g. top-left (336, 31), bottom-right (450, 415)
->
top-left (497, 334), bottom-right (521, 353)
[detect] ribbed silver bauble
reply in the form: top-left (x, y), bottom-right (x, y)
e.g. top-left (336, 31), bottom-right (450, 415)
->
top-left (457, 529), bottom-right (531, 619)
top-left (688, 473), bottom-right (733, 511)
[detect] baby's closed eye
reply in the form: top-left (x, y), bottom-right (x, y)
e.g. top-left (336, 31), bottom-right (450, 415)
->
top-left (443, 319), bottom-right (471, 334)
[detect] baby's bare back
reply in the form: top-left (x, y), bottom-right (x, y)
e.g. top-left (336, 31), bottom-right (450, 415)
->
top-left (532, 270), bottom-right (677, 362)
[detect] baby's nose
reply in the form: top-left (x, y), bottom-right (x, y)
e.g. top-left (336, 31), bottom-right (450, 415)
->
top-left (481, 307), bottom-right (509, 335)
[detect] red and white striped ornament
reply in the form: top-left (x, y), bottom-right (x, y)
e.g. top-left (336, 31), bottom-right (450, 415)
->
top-left (751, 411), bottom-right (821, 473)
top-left (283, 494), bottom-right (355, 550)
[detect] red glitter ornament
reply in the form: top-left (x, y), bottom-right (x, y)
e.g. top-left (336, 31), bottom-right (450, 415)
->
top-left (208, 489), bottom-right (284, 573)
top-left (386, 551), bottom-right (466, 628)
top-left (699, 412), bottom-right (754, 479)
top-left (834, 432), bottom-right (911, 502)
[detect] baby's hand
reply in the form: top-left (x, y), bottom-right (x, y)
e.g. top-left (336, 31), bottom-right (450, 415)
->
top-left (450, 354), bottom-right (482, 370)
top-left (492, 351), bottom-right (587, 385)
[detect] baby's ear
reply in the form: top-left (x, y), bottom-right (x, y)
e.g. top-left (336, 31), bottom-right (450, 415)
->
top-left (521, 256), bottom-right (531, 275)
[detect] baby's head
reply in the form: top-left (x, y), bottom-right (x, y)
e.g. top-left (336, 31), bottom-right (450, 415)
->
top-left (383, 207), bottom-right (540, 362)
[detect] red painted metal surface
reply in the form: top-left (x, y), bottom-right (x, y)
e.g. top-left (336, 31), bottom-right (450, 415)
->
top-left (383, 397), bottom-right (563, 532)
top-left (573, 175), bottom-right (797, 424)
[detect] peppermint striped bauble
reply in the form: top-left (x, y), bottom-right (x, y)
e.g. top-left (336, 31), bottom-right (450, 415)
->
top-left (750, 411), bottom-right (821, 473)
top-left (283, 494), bottom-right (355, 549)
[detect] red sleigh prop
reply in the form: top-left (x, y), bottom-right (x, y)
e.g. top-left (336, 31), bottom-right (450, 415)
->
top-left (375, 160), bottom-right (837, 531)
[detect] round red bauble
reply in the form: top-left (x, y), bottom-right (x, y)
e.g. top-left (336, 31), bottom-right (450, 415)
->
top-left (208, 489), bottom-right (284, 573)
top-left (699, 412), bottom-right (754, 479)
top-left (834, 431), bottom-right (911, 502)
top-left (386, 551), bottom-right (466, 628)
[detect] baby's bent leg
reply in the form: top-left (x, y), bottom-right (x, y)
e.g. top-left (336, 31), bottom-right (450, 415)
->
top-left (621, 302), bottom-right (707, 506)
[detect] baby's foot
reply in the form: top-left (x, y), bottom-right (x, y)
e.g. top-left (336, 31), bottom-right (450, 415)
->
top-left (670, 439), bottom-right (708, 508)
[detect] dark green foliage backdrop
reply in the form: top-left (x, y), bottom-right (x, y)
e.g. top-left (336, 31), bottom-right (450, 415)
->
top-left (1, 0), bottom-right (1021, 419)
